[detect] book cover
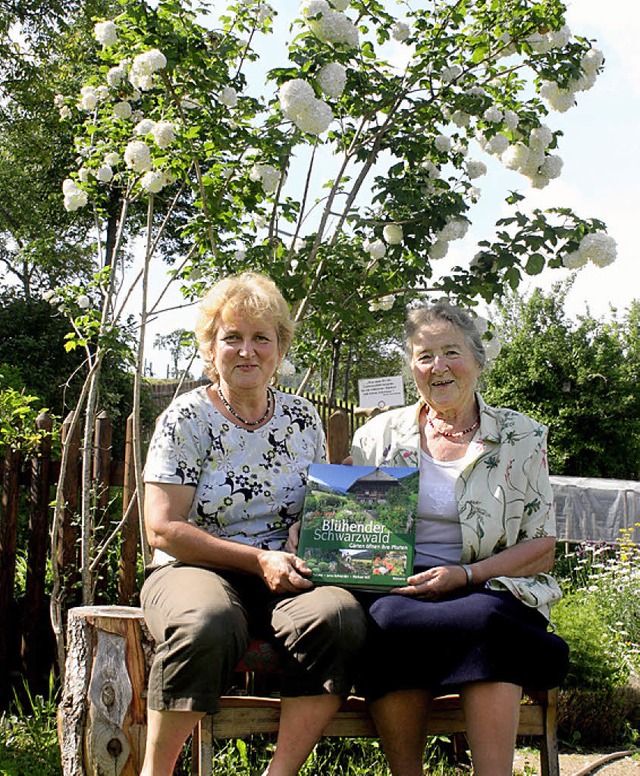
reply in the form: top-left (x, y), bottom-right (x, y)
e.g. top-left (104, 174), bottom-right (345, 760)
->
top-left (298, 463), bottom-right (419, 590)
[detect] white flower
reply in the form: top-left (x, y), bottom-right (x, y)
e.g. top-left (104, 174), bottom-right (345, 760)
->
top-left (135, 118), bottom-right (156, 136)
top-left (94, 20), bottom-right (117, 47)
top-left (124, 140), bottom-right (152, 172)
top-left (581, 47), bottom-right (604, 75)
top-left (383, 224), bottom-right (403, 245)
top-left (466, 160), bottom-right (487, 179)
top-left (293, 98), bottom-right (334, 135)
top-left (528, 173), bottom-right (550, 189)
top-left (438, 218), bottom-right (468, 242)
top-left (104, 152), bottom-right (120, 166)
top-left (539, 154), bottom-right (563, 179)
top-left (331, 0), bottom-right (349, 9)
top-left (529, 124), bottom-right (553, 150)
top-left (107, 66), bottom-right (126, 87)
top-left (96, 85), bottom-right (110, 101)
top-left (54, 94), bottom-right (65, 108)
top-left (279, 359), bottom-right (296, 377)
top-left (527, 32), bottom-right (552, 54)
top-left (129, 72), bottom-right (155, 91)
top-left (219, 86), bottom-right (238, 107)
top-left (62, 179), bottom-right (88, 211)
top-left (59, 105), bottom-right (71, 119)
top-left (451, 110), bottom-right (470, 128)
top-left (452, 141), bottom-right (468, 157)
top-left (152, 121), bottom-right (176, 149)
top-left (78, 167), bottom-right (91, 183)
top-left (391, 22), bottom-right (410, 42)
top-left (234, 247), bottom-right (247, 261)
top-left (364, 238), bottom-right (386, 260)
top-left (503, 109), bottom-right (519, 131)
top-left (562, 250), bottom-right (587, 269)
top-left (250, 163), bottom-right (282, 194)
top-left (379, 294), bottom-right (395, 311)
top-left (257, 4), bottom-right (273, 23)
top-left (484, 333), bottom-right (502, 361)
top-left (80, 90), bottom-right (98, 111)
top-left (96, 165), bottom-right (113, 182)
top-left (441, 65), bottom-right (462, 84)
top-left (501, 143), bottom-right (529, 171)
top-left (317, 62), bottom-right (347, 99)
top-left (486, 133), bottom-right (509, 155)
top-left (279, 79), bottom-right (316, 120)
top-left (434, 134), bottom-right (451, 153)
top-left (140, 170), bottom-right (166, 193)
top-left (422, 160), bottom-right (440, 179)
top-left (429, 240), bottom-right (449, 260)
top-left (303, 2), bottom-right (359, 48)
top-left (113, 100), bottom-right (132, 120)
top-left (76, 294), bottom-right (91, 309)
top-left (578, 233), bottom-right (617, 268)
top-left (539, 81), bottom-right (576, 113)
top-left (547, 24), bottom-right (571, 49)
top-left (131, 48), bottom-right (167, 76)
top-left (482, 106), bottom-right (503, 123)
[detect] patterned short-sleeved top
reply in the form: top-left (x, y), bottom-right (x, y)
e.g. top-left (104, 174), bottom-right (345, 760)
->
top-left (144, 386), bottom-right (326, 566)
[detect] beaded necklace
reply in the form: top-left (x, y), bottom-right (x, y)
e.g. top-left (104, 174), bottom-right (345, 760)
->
top-left (217, 386), bottom-right (273, 427)
top-left (427, 415), bottom-right (479, 439)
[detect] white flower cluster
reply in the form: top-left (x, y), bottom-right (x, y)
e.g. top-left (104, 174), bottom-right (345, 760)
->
top-left (316, 62), bottom-right (347, 99)
top-left (562, 232), bottom-right (617, 269)
top-left (391, 22), bottom-right (410, 42)
top-left (300, 0), bottom-right (359, 48)
top-left (429, 218), bottom-right (469, 261)
top-left (278, 359), bottom-right (296, 378)
top-left (369, 294), bottom-right (396, 312)
top-left (539, 45), bottom-right (604, 113)
top-left (364, 238), bottom-right (386, 260)
top-left (526, 24), bottom-right (572, 55)
top-left (129, 48), bottom-right (167, 91)
top-left (250, 163), bottom-right (284, 194)
top-left (219, 86), bottom-right (238, 107)
top-left (62, 179), bottom-right (89, 211)
top-left (383, 224), bottom-right (403, 245)
top-left (94, 20), bottom-right (117, 48)
top-left (278, 78), bottom-right (334, 135)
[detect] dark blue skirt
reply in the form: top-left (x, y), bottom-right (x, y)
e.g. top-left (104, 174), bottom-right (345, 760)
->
top-left (355, 587), bottom-right (569, 700)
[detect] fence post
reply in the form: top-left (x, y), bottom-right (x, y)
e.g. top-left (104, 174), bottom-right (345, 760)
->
top-left (22, 412), bottom-right (54, 691)
top-left (118, 414), bottom-right (139, 606)
top-left (327, 409), bottom-right (350, 464)
top-left (93, 410), bottom-right (113, 601)
top-left (60, 412), bottom-right (81, 606)
top-left (0, 445), bottom-right (21, 706)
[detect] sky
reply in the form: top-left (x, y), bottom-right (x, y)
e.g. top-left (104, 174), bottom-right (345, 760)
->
top-left (146, 0), bottom-right (640, 378)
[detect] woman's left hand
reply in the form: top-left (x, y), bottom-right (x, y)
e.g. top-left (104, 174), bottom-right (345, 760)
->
top-left (391, 565), bottom-right (467, 599)
top-left (284, 521), bottom-right (300, 554)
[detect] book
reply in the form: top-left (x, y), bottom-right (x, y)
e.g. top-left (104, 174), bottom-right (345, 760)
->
top-left (297, 463), bottom-right (419, 590)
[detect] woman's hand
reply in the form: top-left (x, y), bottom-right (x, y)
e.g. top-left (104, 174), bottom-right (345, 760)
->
top-left (391, 565), bottom-right (467, 599)
top-left (257, 550), bottom-right (313, 593)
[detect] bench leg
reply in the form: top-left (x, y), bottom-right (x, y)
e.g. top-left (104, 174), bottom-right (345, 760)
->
top-left (191, 718), bottom-right (213, 776)
top-left (539, 688), bottom-right (560, 776)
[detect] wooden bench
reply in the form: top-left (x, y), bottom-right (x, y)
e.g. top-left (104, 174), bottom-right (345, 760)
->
top-left (58, 605), bottom-right (560, 776)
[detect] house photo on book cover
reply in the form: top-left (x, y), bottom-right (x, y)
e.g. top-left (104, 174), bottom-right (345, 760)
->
top-left (297, 463), bottom-right (419, 590)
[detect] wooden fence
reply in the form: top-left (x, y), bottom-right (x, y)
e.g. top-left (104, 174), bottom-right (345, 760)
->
top-left (0, 386), bottom-right (366, 707)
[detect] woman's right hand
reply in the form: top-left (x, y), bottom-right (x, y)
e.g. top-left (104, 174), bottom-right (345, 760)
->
top-left (257, 550), bottom-right (314, 593)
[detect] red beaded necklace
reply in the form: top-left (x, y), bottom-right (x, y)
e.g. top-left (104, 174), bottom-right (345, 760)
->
top-left (427, 415), bottom-right (480, 439)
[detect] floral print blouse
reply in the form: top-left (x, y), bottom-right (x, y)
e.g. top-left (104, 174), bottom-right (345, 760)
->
top-left (144, 386), bottom-right (326, 566)
top-left (350, 394), bottom-right (562, 619)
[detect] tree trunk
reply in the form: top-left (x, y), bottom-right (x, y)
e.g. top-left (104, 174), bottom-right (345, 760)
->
top-left (58, 606), bottom-right (152, 776)
top-left (0, 446), bottom-right (21, 706)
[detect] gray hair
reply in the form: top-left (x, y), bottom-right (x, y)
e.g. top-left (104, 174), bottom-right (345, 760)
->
top-left (404, 301), bottom-right (486, 371)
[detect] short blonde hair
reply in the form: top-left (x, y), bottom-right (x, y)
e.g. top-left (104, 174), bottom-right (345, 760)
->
top-left (195, 272), bottom-right (295, 382)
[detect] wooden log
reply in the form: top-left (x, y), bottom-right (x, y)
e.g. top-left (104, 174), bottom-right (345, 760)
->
top-left (327, 409), bottom-right (350, 464)
top-left (58, 606), bottom-right (153, 776)
top-left (0, 445), bottom-right (21, 705)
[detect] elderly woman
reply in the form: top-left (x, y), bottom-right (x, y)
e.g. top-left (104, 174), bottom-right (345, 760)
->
top-left (139, 272), bottom-right (366, 776)
top-left (349, 301), bottom-right (569, 776)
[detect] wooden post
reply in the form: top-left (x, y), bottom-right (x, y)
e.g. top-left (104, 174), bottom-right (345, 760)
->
top-left (93, 411), bottom-right (113, 601)
top-left (22, 412), bottom-right (54, 690)
top-left (327, 409), bottom-right (350, 464)
top-left (60, 412), bottom-right (81, 606)
top-left (58, 606), bottom-right (153, 776)
top-left (118, 414), bottom-right (139, 606)
top-left (0, 445), bottom-right (21, 705)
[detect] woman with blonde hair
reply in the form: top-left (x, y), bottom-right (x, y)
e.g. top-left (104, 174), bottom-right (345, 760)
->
top-left (139, 272), bottom-right (366, 776)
